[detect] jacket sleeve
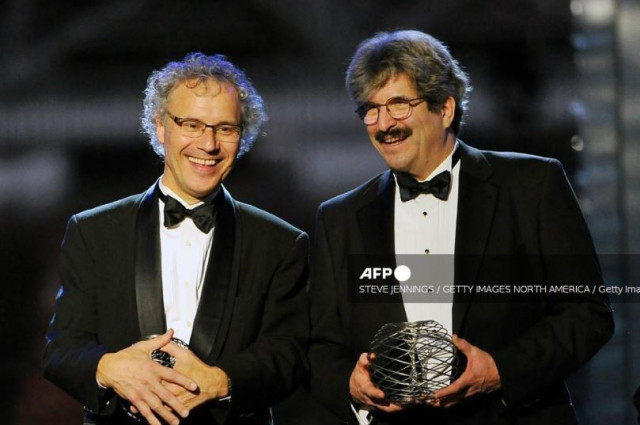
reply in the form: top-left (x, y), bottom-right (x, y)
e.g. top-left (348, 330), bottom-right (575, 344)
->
top-left (307, 206), bottom-right (358, 421)
top-left (43, 215), bottom-right (115, 414)
top-left (491, 159), bottom-right (614, 409)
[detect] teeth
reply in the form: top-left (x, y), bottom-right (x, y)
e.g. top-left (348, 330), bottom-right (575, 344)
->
top-left (189, 157), bottom-right (217, 165)
top-left (384, 137), bottom-right (402, 144)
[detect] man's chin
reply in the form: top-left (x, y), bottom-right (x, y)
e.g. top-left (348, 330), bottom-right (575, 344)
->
top-left (381, 156), bottom-right (411, 173)
top-left (387, 165), bottom-right (412, 175)
top-left (185, 184), bottom-right (223, 201)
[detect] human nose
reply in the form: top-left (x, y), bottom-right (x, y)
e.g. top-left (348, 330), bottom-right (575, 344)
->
top-left (376, 105), bottom-right (398, 131)
top-left (199, 127), bottom-right (220, 152)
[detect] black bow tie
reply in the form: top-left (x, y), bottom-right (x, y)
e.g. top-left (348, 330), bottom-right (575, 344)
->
top-left (159, 192), bottom-right (216, 233)
top-left (396, 170), bottom-right (452, 202)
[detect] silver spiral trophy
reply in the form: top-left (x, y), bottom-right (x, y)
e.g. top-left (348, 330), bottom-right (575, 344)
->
top-left (121, 336), bottom-right (189, 422)
top-left (369, 320), bottom-right (458, 404)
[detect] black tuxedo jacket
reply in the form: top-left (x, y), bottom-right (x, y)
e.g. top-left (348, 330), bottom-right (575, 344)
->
top-left (44, 183), bottom-right (309, 425)
top-left (308, 142), bottom-right (613, 425)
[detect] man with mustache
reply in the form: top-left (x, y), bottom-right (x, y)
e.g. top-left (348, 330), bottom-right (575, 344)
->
top-left (308, 30), bottom-right (613, 424)
top-left (44, 53), bottom-right (308, 425)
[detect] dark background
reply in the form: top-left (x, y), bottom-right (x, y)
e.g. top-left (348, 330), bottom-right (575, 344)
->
top-left (1, 1), bottom-right (638, 424)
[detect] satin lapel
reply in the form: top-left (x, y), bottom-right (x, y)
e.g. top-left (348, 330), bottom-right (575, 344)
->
top-left (189, 188), bottom-right (236, 360)
top-left (353, 171), bottom-right (407, 337)
top-left (452, 143), bottom-right (497, 334)
top-left (135, 183), bottom-right (166, 338)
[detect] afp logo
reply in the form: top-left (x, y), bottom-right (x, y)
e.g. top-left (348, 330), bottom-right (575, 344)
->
top-left (359, 265), bottom-right (411, 282)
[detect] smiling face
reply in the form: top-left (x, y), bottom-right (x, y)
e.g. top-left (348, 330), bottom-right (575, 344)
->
top-left (156, 78), bottom-right (241, 204)
top-left (365, 73), bottom-right (456, 181)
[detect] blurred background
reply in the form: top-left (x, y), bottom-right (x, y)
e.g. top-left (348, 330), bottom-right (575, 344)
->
top-left (1, 0), bottom-right (638, 423)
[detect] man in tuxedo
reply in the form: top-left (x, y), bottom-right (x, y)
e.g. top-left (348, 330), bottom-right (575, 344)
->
top-left (44, 53), bottom-right (309, 425)
top-left (308, 30), bottom-right (614, 424)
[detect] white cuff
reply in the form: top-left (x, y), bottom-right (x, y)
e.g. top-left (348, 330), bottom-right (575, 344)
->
top-left (350, 403), bottom-right (373, 425)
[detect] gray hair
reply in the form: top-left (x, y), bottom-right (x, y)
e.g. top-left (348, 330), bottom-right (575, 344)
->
top-left (346, 30), bottom-right (471, 134)
top-left (141, 52), bottom-right (267, 158)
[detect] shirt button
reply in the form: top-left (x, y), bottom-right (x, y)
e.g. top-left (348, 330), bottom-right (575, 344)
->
top-left (185, 241), bottom-right (192, 247)
top-left (187, 321), bottom-right (192, 328)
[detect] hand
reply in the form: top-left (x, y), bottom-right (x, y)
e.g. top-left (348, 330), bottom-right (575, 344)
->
top-left (96, 330), bottom-right (198, 425)
top-left (161, 341), bottom-right (229, 410)
top-left (349, 353), bottom-right (403, 413)
top-left (431, 335), bottom-right (501, 408)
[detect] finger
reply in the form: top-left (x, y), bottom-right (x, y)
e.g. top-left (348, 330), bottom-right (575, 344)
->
top-left (161, 340), bottom-right (190, 358)
top-left (146, 403), bottom-right (179, 425)
top-left (360, 382), bottom-right (386, 400)
top-left (424, 397), bottom-right (440, 407)
top-left (376, 402), bottom-right (404, 413)
top-left (163, 381), bottom-right (184, 396)
top-left (358, 393), bottom-right (377, 407)
top-left (357, 352), bottom-right (371, 366)
top-left (452, 335), bottom-right (472, 354)
top-left (438, 395), bottom-right (463, 408)
top-left (434, 385), bottom-right (460, 400)
top-left (130, 398), bottom-right (164, 425)
top-left (145, 330), bottom-right (175, 350)
top-left (150, 380), bottom-right (190, 419)
top-left (359, 391), bottom-right (394, 410)
top-left (353, 367), bottom-right (385, 400)
top-left (433, 374), bottom-right (467, 400)
top-left (427, 387), bottom-right (463, 408)
top-left (136, 389), bottom-right (183, 425)
top-left (158, 364), bottom-right (198, 392)
top-left (351, 382), bottom-right (385, 405)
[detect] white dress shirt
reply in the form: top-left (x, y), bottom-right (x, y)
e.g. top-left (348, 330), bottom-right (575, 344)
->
top-left (157, 180), bottom-right (215, 344)
top-left (393, 143), bottom-right (460, 334)
top-left (353, 145), bottom-right (461, 424)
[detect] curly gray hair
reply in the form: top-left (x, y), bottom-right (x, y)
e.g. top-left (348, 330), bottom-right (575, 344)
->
top-left (141, 52), bottom-right (267, 158)
top-left (346, 30), bottom-right (471, 135)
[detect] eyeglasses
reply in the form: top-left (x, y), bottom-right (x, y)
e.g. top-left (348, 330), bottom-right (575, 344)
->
top-left (356, 97), bottom-right (427, 125)
top-left (166, 111), bottom-right (243, 142)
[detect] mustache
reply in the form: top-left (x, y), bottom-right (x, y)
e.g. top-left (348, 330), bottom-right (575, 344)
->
top-left (374, 128), bottom-right (412, 144)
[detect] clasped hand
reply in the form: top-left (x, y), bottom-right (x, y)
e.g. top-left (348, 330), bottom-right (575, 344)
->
top-left (96, 329), bottom-right (229, 425)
